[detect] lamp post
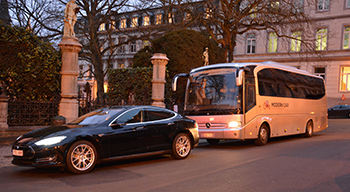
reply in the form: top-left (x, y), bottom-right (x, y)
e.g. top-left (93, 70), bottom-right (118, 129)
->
top-left (151, 53), bottom-right (169, 108)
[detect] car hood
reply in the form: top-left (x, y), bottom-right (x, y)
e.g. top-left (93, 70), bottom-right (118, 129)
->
top-left (15, 125), bottom-right (85, 145)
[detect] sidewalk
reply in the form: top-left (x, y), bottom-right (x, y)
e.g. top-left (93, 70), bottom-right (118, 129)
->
top-left (0, 144), bottom-right (12, 167)
top-left (0, 126), bottom-right (46, 167)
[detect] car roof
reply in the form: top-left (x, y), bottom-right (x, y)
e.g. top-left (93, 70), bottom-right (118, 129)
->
top-left (108, 105), bottom-right (174, 112)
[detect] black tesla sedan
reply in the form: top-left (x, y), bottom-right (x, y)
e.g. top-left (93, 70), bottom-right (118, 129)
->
top-left (12, 106), bottom-right (199, 174)
top-left (328, 104), bottom-right (350, 118)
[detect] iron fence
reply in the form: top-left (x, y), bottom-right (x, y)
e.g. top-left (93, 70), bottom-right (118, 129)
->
top-left (7, 98), bottom-right (167, 126)
top-left (8, 100), bottom-right (59, 126)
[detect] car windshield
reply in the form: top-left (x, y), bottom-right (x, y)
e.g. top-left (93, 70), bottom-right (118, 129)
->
top-left (185, 68), bottom-right (242, 115)
top-left (69, 108), bottom-right (123, 125)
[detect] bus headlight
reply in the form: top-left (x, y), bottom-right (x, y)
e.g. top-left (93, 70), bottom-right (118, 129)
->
top-left (228, 121), bottom-right (241, 128)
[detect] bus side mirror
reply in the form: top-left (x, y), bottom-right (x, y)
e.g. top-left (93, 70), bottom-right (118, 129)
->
top-left (172, 73), bottom-right (189, 91)
top-left (236, 70), bottom-right (244, 86)
top-left (236, 67), bottom-right (251, 86)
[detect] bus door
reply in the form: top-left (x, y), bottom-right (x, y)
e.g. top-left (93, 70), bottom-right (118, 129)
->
top-left (242, 67), bottom-right (258, 139)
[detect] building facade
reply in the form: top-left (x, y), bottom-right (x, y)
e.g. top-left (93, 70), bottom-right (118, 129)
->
top-left (78, 0), bottom-right (350, 107)
top-left (233, 0), bottom-right (350, 107)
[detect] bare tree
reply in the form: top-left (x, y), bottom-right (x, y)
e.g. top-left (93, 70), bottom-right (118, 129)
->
top-left (185, 0), bottom-right (319, 62)
top-left (7, 0), bottom-right (63, 41)
top-left (75, 0), bottom-right (181, 105)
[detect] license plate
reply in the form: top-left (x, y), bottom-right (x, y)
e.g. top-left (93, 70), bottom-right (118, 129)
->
top-left (12, 149), bottom-right (23, 156)
top-left (202, 133), bottom-right (213, 137)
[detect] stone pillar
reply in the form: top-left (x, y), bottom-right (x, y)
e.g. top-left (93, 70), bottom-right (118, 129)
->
top-left (151, 53), bottom-right (169, 108)
top-left (0, 92), bottom-right (8, 129)
top-left (58, 37), bottom-right (82, 123)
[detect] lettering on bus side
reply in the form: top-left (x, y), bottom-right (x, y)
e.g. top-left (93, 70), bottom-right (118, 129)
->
top-left (271, 102), bottom-right (289, 108)
top-left (264, 100), bottom-right (289, 109)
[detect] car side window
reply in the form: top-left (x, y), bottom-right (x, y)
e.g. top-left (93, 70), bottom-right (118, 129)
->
top-left (333, 105), bottom-right (340, 109)
top-left (146, 108), bottom-right (175, 122)
top-left (117, 109), bottom-right (144, 124)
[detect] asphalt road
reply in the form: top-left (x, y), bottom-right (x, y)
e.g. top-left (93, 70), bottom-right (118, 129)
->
top-left (0, 119), bottom-right (349, 192)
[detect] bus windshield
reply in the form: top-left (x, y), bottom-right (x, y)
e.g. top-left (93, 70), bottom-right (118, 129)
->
top-left (185, 68), bottom-right (242, 115)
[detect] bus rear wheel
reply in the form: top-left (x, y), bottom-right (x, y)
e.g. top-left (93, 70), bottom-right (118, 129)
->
top-left (255, 124), bottom-right (269, 146)
top-left (303, 121), bottom-right (313, 138)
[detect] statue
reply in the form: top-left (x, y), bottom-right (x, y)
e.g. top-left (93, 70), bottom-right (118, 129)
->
top-left (64, 0), bottom-right (79, 37)
top-left (202, 47), bottom-right (209, 66)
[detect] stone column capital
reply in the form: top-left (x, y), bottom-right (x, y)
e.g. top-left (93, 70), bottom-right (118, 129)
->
top-left (58, 37), bottom-right (82, 53)
top-left (151, 53), bottom-right (169, 66)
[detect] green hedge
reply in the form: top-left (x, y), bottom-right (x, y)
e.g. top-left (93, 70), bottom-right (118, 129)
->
top-left (0, 22), bottom-right (61, 101)
top-left (107, 67), bottom-right (153, 105)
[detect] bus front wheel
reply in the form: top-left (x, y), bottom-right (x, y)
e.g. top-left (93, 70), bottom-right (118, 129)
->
top-left (255, 124), bottom-right (269, 146)
top-left (303, 121), bottom-right (313, 138)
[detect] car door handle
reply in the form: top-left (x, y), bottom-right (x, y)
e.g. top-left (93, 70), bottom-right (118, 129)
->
top-left (133, 126), bottom-right (145, 131)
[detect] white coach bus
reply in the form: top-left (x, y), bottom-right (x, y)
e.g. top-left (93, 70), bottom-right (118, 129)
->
top-left (172, 61), bottom-right (328, 145)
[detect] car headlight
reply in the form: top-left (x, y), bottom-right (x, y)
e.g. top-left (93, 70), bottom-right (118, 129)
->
top-left (228, 121), bottom-right (241, 128)
top-left (35, 136), bottom-right (67, 146)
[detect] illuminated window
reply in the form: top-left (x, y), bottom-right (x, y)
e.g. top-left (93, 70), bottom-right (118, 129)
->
top-left (143, 16), bottom-right (150, 26)
top-left (246, 34), bottom-right (256, 54)
top-left (268, 32), bottom-right (278, 53)
top-left (118, 63), bottom-right (125, 68)
top-left (291, 31), bottom-right (301, 52)
top-left (270, 1), bottom-right (280, 11)
top-left (316, 28), bottom-right (327, 51)
top-left (317, 0), bottom-right (329, 11)
top-left (132, 17), bottom-right (138, 27)
top-left (343, 26), bottom-right (350, 49)
top-left (120, 19), bottom-right (127, 29)
top-left (205, 8), bottom-right (213, 19)
top-left (340, 66), bottom-right (350, 91)
top-left (99, 23), bottom-right (105, 31)
top-left (168, 13), bottom-right (173, 24)
top-left (185, 12), bottom-right (191, 21)
top-left (249, 6), bottom-right (257, 18)
top-left (143, 40), bottom-right (150, 48)
top-left (111, 21), bottom-right (116, 29)
top-left (156, 14), bottom-right (162, 25)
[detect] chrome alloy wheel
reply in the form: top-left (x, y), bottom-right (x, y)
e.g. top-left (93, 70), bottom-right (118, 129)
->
top-left (70, 144), bottom-right (96, 171)
top-left (175, 135), bottom-right (191, 158)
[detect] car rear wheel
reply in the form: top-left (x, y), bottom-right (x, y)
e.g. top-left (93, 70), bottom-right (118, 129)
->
top-left (303, 121), bottom-right (313, 138)
top-left (66, 140), bottom-right (97, 174)
top-left (255, 124), bottom-right (269, 146)
top-left (206, 139), bottom-right (220, 145)
top-left (171, 133), bottom-right (192, 159)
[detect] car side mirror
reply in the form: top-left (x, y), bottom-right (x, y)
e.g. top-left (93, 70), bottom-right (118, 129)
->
top-left (110, 122), bottom-right (126, 129)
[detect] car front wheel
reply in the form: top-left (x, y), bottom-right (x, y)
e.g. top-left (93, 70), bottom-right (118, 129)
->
top-left (66, 140), bottom-right (97, 174)
top-left (171, 133), bottom-right (192, 159)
